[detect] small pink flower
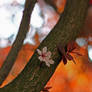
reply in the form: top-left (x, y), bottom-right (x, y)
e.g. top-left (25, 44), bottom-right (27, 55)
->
top-left (37, 47), bottom-right (54, 67)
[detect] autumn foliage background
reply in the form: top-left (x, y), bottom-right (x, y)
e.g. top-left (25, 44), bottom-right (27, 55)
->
top-left (0, 0), bottom-right (92, 92)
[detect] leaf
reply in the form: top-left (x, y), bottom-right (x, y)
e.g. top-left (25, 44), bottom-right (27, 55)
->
top-left (62, 55), bottom-right (67, 65)
top-left (57, 44), bottom-right (66, 56)
top-left (67, 41), bottom-right (76, 52)
top-left (71, 51), bottom-right (82, 56)
top-left (66, 53), bottom-right (76, 64)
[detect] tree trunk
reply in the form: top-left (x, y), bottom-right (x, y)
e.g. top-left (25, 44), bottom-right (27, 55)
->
top-left (0, 0), bottom-right (89, 92)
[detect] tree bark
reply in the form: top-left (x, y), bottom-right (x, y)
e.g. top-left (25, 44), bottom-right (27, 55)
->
top-left (0, 0), bottom-right (89, 92)
top-left (0, 0), bottom-right (36, 85)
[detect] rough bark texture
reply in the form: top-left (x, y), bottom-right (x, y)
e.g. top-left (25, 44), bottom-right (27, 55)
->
top-left (0, 0), bottom-right (36, 85)
top-left (0, 0), bottom-right (89, 92)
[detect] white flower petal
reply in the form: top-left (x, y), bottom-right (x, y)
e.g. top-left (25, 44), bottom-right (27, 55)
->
top-left (37, 49), bottom-right (42, 55)
top-left (43, 58), bottom-right (47, 62)
top-left (42, 47), bottom-right (47, 53)
top-left (38, 56), bottom-right (43, 61)
top-left (44, 57), bottom-right (49, 62)
top-left (46, 51), bottom-right (51, 58)
top-left (45, 62), bottom-right (50, 67)
top-left (48, 59), bottom-right (54, 64)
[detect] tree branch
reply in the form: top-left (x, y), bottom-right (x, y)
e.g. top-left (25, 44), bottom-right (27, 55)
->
top-left (0, 0), bottom-right (36, 85)
top-left (0, 0), bottom-right (89, 92)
